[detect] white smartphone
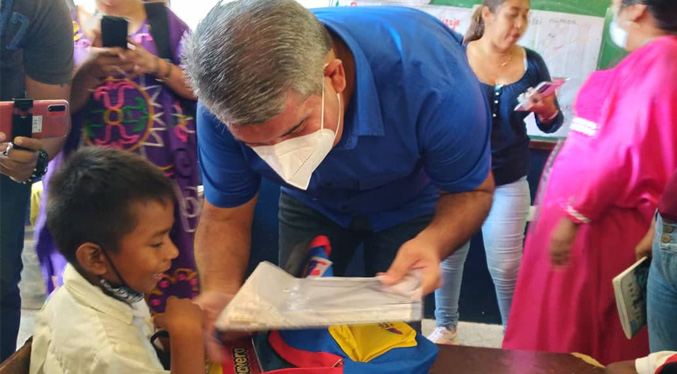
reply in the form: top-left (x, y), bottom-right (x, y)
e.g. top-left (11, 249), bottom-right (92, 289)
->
top-left (514, 79), bottom-right (567, 112)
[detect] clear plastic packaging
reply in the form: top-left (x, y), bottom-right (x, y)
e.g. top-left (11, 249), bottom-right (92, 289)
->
top-left (214, 261), bottom-right (422, 331)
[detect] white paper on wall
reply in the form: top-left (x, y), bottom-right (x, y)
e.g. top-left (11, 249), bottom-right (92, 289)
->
top-left (416, 4), bottom-right (474, 36)
top-left (518, 10), bottom-right (605, 137)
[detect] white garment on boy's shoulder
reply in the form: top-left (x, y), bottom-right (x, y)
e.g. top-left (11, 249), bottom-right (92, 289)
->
top-left (29, 264), bottom-right (168, 374)
top-left (636, 351), bottom-right (677, 374)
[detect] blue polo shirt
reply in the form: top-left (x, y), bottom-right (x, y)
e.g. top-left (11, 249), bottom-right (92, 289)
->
top-left (197, 6), bottom-right (491, 231)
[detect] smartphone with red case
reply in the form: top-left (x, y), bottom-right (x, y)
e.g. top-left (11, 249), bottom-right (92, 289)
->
top-left (0, 100), bottom-right (70, 141)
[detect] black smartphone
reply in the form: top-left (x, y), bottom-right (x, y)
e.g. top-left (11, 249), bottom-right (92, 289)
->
top-left (101, 15), bottom-right (128, 48)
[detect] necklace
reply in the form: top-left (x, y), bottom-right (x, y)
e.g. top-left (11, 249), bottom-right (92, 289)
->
top-left (471, 44), bottom-right (514, 68)
top-left (499, 53), bottom-right (513, 67)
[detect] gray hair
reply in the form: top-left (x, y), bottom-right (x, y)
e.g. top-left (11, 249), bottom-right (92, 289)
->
top-left (183, 0), bottom-right (332, 125)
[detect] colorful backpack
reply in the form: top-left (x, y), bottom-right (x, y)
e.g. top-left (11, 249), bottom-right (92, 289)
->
top-left (211, 236), bottom-right (439, 374)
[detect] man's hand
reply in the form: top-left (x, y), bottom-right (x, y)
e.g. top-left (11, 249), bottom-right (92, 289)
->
top-left (193, 291), bottom-right (236, 363)
top-left (0, 134), bottom-right (42, 182)
top-left (550, 217), bottom-right (579, 267)
top-left (381, 234), bottom-right (442, 296)
top-left (381, 173), bottom-right (494, 296)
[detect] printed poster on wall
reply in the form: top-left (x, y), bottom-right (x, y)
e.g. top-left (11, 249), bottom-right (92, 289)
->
top-left (518, 9), bottom-right (605, 137)
top-left (416, 5), bottom-right (474, 36)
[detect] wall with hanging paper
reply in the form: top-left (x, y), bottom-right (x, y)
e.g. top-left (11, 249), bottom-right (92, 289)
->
top-left (331, 0), bottom-right (628, 138)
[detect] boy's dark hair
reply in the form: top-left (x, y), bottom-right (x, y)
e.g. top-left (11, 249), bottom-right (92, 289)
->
top-left (46, 147), bottom-right (176, 265)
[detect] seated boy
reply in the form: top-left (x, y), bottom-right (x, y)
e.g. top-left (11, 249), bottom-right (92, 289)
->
top-left (29, 147), bottom-right (205, 374)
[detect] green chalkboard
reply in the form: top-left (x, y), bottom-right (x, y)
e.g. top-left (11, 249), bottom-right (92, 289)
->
top-left (598, 7), bottom-right (629, 68)
top-left (429, 0), bottom-right (628, 68)
top-left (430, 0), bottom-right (607, 17)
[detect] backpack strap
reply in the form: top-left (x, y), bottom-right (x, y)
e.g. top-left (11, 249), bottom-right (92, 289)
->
top-left (143, 1), bottom-right (173, 61)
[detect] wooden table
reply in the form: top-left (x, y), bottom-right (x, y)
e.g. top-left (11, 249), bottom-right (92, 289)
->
top-left (431, 345), bottom-right (606, 374)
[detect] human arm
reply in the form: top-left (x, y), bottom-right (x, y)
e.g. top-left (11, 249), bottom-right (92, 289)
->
top-left (192, 103), bottom-right (262, 360)
top-left (635, 216), bottom-right (655, 260)
top-left (0, 0), bottom-right (73, 181)
top-left (549, 216), bottom-right (579, 266)
top-left (0, 78), bottom-right (74, 181)
top-left (123, 39), bottom-right (196, 100)
top-left (528, 51), bottom-right (563, 132)
top-left (193, 103), bottom-right (263, 294)
top-left (153, 297), bottom-right (205, 374)
top-left (383, 81), bottom-right (494, 295)
top-left (561, 79), bottom-right (672, 225)
top-left (193, 198), bottom-right (256, 362)
top-left (70, 44), bottom-right (136, 113)
top-left (195, 197), bottom-right (257, 294)
top-left (383, 173), bottom-right (494, 295)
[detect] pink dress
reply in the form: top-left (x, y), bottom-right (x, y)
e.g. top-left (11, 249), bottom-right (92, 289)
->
top-left (503, 36), bottom-right (677, 365)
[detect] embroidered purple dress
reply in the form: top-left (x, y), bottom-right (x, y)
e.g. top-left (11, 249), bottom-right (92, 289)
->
top-left (33, 8), bottom-right (200, 313)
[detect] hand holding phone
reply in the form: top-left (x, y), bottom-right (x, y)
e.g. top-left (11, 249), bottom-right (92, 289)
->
top-left (515, 79), bottom-right (567, 112)
top-left (0, 100), bottom-right (70, 141)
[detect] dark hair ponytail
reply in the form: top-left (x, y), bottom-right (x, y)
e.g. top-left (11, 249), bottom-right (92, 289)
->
top-left (464, 6), bottom-right (486, 44)
top-left (463, 0), bottom-right (517, 44)
top-left (622, 0), bottom-right (677, 33)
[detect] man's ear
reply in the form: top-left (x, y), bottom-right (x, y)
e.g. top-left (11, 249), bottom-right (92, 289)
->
top-left (75, 243), bottom-right (108, 276)
top-left (324, 59), bottom-right (347, 95)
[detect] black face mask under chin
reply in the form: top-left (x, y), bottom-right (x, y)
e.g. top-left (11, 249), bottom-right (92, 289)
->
top-left (98, 247), bottom-right (145, 304)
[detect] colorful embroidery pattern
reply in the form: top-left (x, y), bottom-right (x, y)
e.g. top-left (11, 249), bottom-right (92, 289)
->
top-left (148, 268), bottom-right (199, 312)
top-left (73, 19), bottom-right (200, 313)
top-left (85, 78), bottom-right (155, 151)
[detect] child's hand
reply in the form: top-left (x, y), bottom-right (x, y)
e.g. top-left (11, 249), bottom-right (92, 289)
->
top-left (156, 297), bottom-right (207, 374)
top-left (154, 297), bottom-right (204, 336)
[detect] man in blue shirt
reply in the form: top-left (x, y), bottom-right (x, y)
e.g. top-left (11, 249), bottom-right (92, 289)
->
top-left (184, 0), bottom-right (493, 353)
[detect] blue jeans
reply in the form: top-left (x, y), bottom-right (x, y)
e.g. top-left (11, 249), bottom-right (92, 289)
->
top-left (434, 177), bottom-right (530, 329)
top-left (278, 191), bottom-right (433, 277)
top-left (0, 175), bottom-right (30, 361)
top-left (647, 214), bottom-right (677, 352)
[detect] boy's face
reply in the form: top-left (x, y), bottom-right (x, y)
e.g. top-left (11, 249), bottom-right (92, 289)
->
top-left (105, 200), bottom-right (178, 294)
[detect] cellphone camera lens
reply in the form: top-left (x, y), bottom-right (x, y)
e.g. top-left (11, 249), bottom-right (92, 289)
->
top-left (48, 105), bottom-right (66, 112)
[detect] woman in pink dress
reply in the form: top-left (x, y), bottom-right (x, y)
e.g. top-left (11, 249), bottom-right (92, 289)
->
top-left (503, 0), bottom-right (677, 365)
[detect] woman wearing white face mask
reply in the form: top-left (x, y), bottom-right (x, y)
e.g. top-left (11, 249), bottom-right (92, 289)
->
top-left (503, 0), bottom-right (677, 364)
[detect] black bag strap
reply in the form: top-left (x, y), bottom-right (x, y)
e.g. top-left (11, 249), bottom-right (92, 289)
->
top-left (144, 2), bottom-right (173, 61)
top-left (150, 330), bottom-right (171, 370)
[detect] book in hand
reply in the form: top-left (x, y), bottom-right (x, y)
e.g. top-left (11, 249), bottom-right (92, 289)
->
top-left (613, 256), bottom-right (651, 339)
